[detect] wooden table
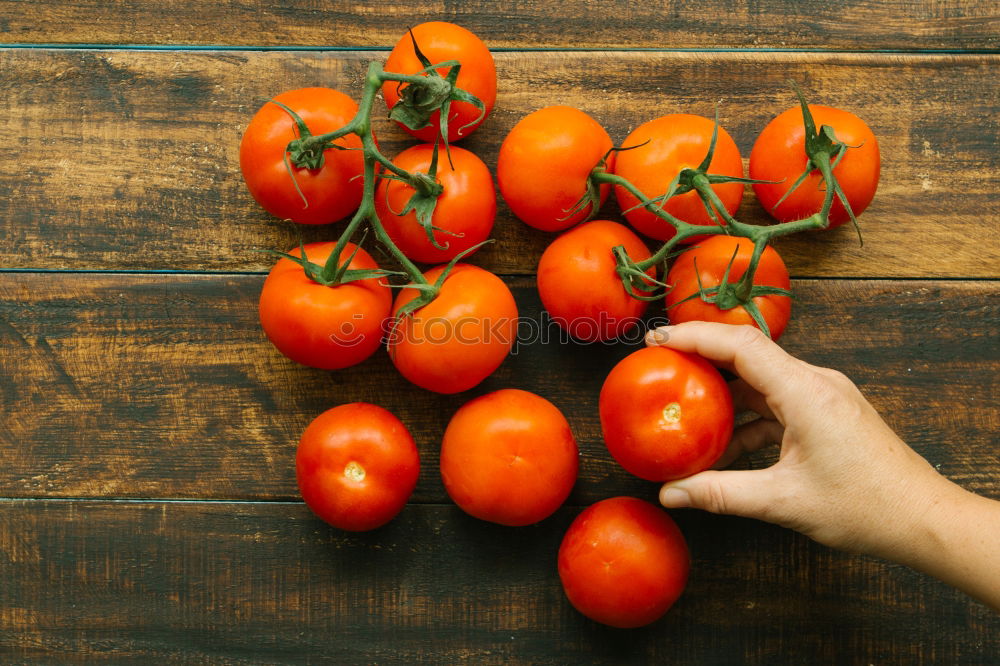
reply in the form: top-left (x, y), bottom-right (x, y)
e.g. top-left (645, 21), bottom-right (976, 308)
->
top-left (1, 2), bottom-right (997, 663)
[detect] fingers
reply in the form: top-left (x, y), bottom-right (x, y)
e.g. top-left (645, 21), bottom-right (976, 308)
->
top-left (645, 322), bottom-right (809, 405)
top-left (729, 377), bottom-right (776, 420)
top-left (713, 418), bottom-right (784, 469)
top-left (659, 468), bottom-right (779, 520)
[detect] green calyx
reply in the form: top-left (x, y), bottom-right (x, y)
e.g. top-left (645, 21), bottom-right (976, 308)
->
top-left (379, 141), bottom-right (456, 252)
top-left (258, 233), bottom-right (402, 288)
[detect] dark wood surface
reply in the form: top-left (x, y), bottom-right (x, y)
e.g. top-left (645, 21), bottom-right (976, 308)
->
top-left (1, 2), bottom-right (998, 663)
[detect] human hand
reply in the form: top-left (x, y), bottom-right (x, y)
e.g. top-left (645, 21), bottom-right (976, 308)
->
top-left (645, 322), bottom-right (1000, 610)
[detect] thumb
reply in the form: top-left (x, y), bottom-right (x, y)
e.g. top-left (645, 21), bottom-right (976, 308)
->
top-left (659, 469), bottom-right (778, 520)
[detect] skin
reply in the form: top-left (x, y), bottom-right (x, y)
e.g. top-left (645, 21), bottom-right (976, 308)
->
top-left (613, 114), bottom-right (744, 241)
top-left (498, 105), bottom-right (616, 232)
top-left (646, 321), bottom-right (1000, 611)
top-left (665, 235), bottom-right (792, 340)
top-left (375, 143), bottom-right (496, 264)
top-left (537, 219), bottom-right (653, 342)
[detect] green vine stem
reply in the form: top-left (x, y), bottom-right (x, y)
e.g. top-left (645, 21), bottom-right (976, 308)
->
top-left (586, 85), bottom-right (863, 336)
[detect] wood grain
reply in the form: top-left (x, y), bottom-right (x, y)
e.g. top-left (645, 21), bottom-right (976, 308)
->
top-left (1, 272), bottom-right (996, 502)
top-left (0, 500), bottom-right (996, 664)
top-left (0, 49), bottom-right (996, 277)
top-left (0, 1), bottom-right (997, 50)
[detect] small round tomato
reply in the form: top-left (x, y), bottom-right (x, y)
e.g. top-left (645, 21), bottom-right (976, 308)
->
top-left (440, 389), bottom-right (578, 526)
top-left (296, 403), bottom-right (419, 532)
top-left (497, 106), bottom-right (616, 232)
top-left (613, 114), bottom-right (744, 241)
top-left (750, 104), bottom-right (880, 227)
top-left (375, 144), bottom-right (496, 264)
top-left (382, 22), bottom-right (496, 142)
top-left (665, 235), bottom-right (792, 340)
top-left (600, 346), bottom-right (733, 481)
top-left (537, 220), bottom-right (654, 342)
top-left (240, 87), bottom-right (364, 225)
top-left (259, 241), bottom-right (391, 370)
top-left (558, 497), bottom-right (690, 628)
top-left (389, 264), bottom-right (517, 394)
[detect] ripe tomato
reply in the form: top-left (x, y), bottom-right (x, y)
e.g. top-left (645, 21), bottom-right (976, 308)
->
top-left (497, 106), bottom-right (616, 232)
top-left (374, 144), bottom-right (496, 264)
top-left (537, 220), bottom-right (654, 342)
top-left (259, 241), bottom-right (391, 370)
top-left (390, 264), bottom-right (517, 394)
top-left (613, 114), bottom-right (744, 241)
top-left (440, 389), bottom-right (578, 526)
top-left (240, 87), bottom-right (364, 225)
top-left (558, 497), bottom-right (689, 628)
top-left (382, 22), bottom-right (496, 142)
top-left (296, 403), bottom-right (419, 532)
top-left (665, 235), bottom-right (792, 340)
top-left (750, 104), bottom-right (879, 227)
top-left (600, 346), bottom-right (733, 481)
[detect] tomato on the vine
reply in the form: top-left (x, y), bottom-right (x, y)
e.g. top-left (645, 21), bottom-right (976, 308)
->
top-left (613, 114), bottom-right (744, 241)
top-left (382, 22), bottom-right (496, 143)
top-left (558, 497), bottom-right (690, 628)
top-left (600, 346), bottom-right (733, 481)
top-left (537, 220), bottom-right (654, 342)
top-left (374, 144), bottom-right (496, 264)
top-left (750, 104), bottom-right (880, 227)
top-left (440, 389), bottom-right (578, 526)
top-left (259, 241), bottom-right (391, 370)
top-left (240, 87), bottom-right (364, 225)
top-left (296, 403), bottom-right (419, 532)
top-left (665, 235), bottom-right (792, 340)
top-left (389, 264), bottom-right (517, 394)
top-left (497, 106), bottom-right (615, 232)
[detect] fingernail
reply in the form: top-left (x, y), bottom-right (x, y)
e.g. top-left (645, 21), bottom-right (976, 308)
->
top-left (646, 326), bottom-right (673, 346)
top-left (659, 486), bottom-right (690, 508)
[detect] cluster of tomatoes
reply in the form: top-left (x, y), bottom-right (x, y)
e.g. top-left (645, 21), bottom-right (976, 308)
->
top-left (238, 22), bottom-right (880, 629)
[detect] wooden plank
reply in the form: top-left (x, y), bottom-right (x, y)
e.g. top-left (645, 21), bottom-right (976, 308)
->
top-left (0, 500), bottom-right (995, 663)
top-left (0, 49), bottom-right (996, 277)
top-left (0, 1), bottom-right (997, 50)
top-left (0, 273), bottom-right (996, 502)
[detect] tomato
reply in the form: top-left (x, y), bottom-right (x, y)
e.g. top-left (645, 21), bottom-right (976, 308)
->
top-left (440, 389), bottom-right (578, 526)
top-left (537, 220), bottom-right (654, 342)
top-left (389, 264), bottom-right (517, 394)
top-left (665, 235), bottom-right (792, 340)
top-left (259, 241), bottom-right (391, 370)
top-left (600, 346), bottom-right (733, 481)
top-left (558, 497), bottom-right (689, 628)
top-left (750, 104), bottom-right (879, 227)
top-left (613, 114), bottom-right (744, 241)
top-left (382, 22), bottom-right (496, 142)
top-left (240, 87), bottom-right (364, 225)
top-left (374, 144), bottom-right (496, 264)
top-left (497, 106), bottom-right (616, 232)
top-left (296, 403), bottom-right (419, 532)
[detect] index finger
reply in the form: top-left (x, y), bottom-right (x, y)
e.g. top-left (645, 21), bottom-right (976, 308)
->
top-left (645, 321), bottom-right (808, 402)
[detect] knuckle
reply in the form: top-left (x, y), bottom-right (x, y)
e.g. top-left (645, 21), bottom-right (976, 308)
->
top-left (701, 474), bottom-right (730, 515)
top-left (735, 324), bottom-right (767, 349)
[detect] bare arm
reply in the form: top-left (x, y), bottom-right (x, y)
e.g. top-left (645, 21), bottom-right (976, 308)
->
top-left (646, 321), bottom-right (1000, 611)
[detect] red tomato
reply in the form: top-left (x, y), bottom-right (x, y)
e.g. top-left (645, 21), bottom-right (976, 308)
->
top-left (440, 389), bottom-right (578, 526)
top-left (558, 497), bottom-right (690, 628)
top-left (750, 104), bottom-right (880, 227)
top-left (240, 87), bottom-right (364, 225)
top-left (613, 114), bottom-right (744, 241)
top-left (497, 106), bottom-right (616, 232)
top-left (665, 235), bottom-right (792, 340)
top-left (382, 22), bottom-right (496, 142)
top-left (537, 220), bottom-right (654, 342)
top-left (390, 264), bottom-right (517, 394)
top-left (296, 403), bottom-right (420, 532)
top-left (259, 241), bottom-right (391, 370)
top-left (374, 144), bottom-right (496, 263)
top-left (600, 346), bottom-right (733, 481)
